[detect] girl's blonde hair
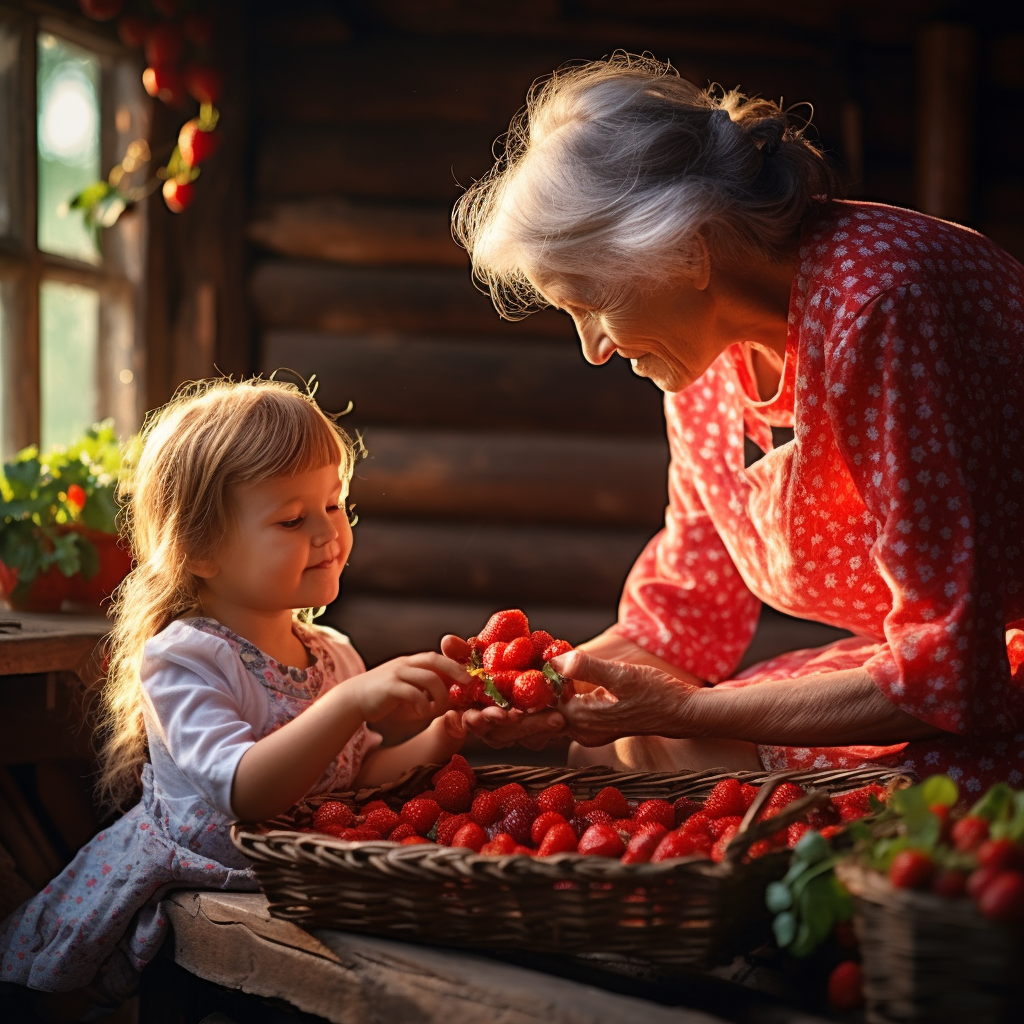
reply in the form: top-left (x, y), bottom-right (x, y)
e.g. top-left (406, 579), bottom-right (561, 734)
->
top-left (97, 377), bottom-right (358, 813)
top-left (452, 51), bottom-right (840, 318)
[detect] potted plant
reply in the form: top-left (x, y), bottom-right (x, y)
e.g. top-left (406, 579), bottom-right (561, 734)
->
top-left (0, 421), bottom-right (133, 613)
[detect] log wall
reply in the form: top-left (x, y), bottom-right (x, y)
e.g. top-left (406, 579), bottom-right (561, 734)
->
top-left (244, 0), bottom-right (1024, 666)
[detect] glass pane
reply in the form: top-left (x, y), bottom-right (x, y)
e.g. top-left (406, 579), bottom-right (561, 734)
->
top-left (0, 19), bottom-right (17, 238)
top-left (40, 279), bottom-right (99, 450)
top-left (37, 32), bottom-right (101, 263)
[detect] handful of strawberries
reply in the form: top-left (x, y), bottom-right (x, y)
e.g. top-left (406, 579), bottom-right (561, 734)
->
top-left (445, 608), bottom-right (576, 712)
top-left (304, 755), bottom-right (889, 865)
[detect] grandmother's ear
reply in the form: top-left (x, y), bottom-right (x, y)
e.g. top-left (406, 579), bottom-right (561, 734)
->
top-left (690, 234), bottom-right (711, 291)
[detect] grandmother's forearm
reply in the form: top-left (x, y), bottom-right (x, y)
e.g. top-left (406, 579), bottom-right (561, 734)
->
top-left (683, 668), bottom-right (945, 747)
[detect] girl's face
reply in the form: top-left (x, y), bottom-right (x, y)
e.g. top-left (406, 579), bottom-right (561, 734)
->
top-left (194, 461), bottom-right (352, 621)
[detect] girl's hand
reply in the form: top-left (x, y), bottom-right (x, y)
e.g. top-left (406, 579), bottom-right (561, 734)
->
top-left (453, 705), bottom-right (566, 750)
top-left (348, 652), bottom-right (465, 727)
top-left (553, 649), bottom-right (704, 747)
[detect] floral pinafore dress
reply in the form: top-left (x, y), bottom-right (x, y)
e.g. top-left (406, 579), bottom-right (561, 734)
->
top-left (0, 617), bottom-right (370, 1002)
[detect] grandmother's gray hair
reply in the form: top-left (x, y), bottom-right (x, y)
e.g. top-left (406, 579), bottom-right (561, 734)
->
top-left (452, 52), bottom-right (840, 319)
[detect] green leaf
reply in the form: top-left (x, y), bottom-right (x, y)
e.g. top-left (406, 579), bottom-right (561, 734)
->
top-left (765, 881), bottom-right (792, 913)
top-left (542, 661), bottom-right (566, 698)
top-left (69, 180), bottom-right (112, 211)
top-left (970, 783), bottom-right (1013, 823)
top-left (772, 910), bottom-right (796, 948)
top-left (483, 677), bottom-right (511, 709)
top-left (793, 830), bottom-right (830, 865)
top-left (920, 774), bottom-right (958, 808)
top-left (76, 535), bottom-right (99, 581)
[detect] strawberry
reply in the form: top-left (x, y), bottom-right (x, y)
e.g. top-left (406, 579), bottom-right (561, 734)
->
top-left (436, 754), bottom-right (476, 785)
top-left (745, 839), bottom-right (775, 859)
top-left (79, 2), bottom-right (124, 23)
top-left (400, 797), bottom-right (441, 836)
top-left (447, 682), bottom-right (474, 709)
top-left (537, 822), bottom-right (579, 856)
top-left (613, 818), bottom-right (642, 835)
top-left (672, 796), bottom-right (702, 825)
top-left (117, 14), bottom-right (149, 48)
top-left (364, 807), bottom-right (400, 836)
top-left (967, 864), bottom-right (1002, 901)
top-left (708, 814), bottom-right (743, 840)
top-left (480, 833), bottom-right (517, 856)
top-left (182, 61), bottom-right (223, 105)
top-left (651, 829), bottom-right (702, 862)
top-left (503, 636), bottom-right (537, 671)
top-left (930, 868), bottom-right (968, 898)
top-left (827, 961), bottom-right (864, 1012)
top-left (703, 778), bottom-right (747, 819)
top-left (144, 67), bottom-right (184, 106)
top-left (975, 869), bottom-right (1024, 923)
top-left (361, 799), bottom-right (390, 816)
top-left (621, 823), bottom-right (669, 864)
top-left (787, 822), bottom-right (811, 847)
top-left (832, 784), bottom-right (887, 822)
top-left (451, 822), bottom-right (488, 852)
top-left (634, 799), bottom-right (675, 831)
top-left (710, 824), bottom-right (740, 862)
top-left (593, 787), bottom-right (630, 818)
top-left (568, 815), bottom-right (591, 839)
top-left (178, 119), bottom-right (219, 167)
top-left (951, 815), bottom-right (990, 852)
top-left (512, 670), bottom-right (554, 712)
top-left (764, 782), bottom-right (806, 817)
top-left (494, 783), bottom-right (529, 815)
top-left (388, 823), bottom-right (416, 843)
top-left (470, 790), bottom-right (502, 827)
top-left (436, 813), bottom-right (471, 845)
top-left (482, 641), bottom-right (508, 674)
top-left (537, 783), bottom-right (576, 819)
top-left (434, 771), bottom-right (473, 813)
top-left (888, 849), bottom-right (934, 889)
top-left (502, 806), bottom-right (536, 845)
top-left (976, 838), bottom-right (1024, 873)
top-left (162, 178), bottom-right (194, 213)
top-left (583, 807), bottom-right (613, 826)
top-left (144, 22), bottom-right (182, 67)
top-left (490, 670), bottom-right (519, 699)
top-left (477, 609), bottom-right (530, 646)
top-left (531, 811), bottom-right (569, 845)
top-left (400, 836), bottom-right (432, 846)
top-left (542, 639), bottom-right (573, 661)
top-left (529, 630), bottom-right (554, 658)
top-left (739, 783), bottom-right (760, 810)
top-left (348, 825), bottom-right (383, 841)
top-left (311, 801), bottom-right (354, 831)
top-left (578, 822), bottom-right (625, 857)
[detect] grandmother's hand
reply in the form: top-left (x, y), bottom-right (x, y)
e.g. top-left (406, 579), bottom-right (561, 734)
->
top-left (552, 649), bottom-right (705, 747)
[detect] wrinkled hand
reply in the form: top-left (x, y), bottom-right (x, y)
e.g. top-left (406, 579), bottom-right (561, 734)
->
top-left (553, 649), bottom-right (704, 747)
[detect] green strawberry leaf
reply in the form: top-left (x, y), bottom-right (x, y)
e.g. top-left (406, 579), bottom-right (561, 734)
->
top-left (765, 881), bottom-right (792, 913)
top-left (772, 910), bottom-right (796, 948)
top-left (483, 678), bottom-right (510, 709)
top-left (920, 773), bottom-right (958, 808)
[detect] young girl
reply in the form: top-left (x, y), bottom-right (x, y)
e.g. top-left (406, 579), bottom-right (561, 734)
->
top-left (0, 378), bottom-right (468, 1010)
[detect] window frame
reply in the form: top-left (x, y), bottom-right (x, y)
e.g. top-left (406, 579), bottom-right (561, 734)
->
top-left (0, 3), bottom-right (147, 456)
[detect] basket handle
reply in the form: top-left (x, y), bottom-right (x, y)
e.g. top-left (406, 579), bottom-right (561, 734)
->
top-left (723, 770), bottom-right (831, 865)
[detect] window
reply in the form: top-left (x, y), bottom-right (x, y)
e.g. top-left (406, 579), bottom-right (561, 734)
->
top-left (0, 6), bottom-right (147, 457)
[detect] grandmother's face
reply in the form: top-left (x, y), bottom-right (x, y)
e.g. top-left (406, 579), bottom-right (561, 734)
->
top-left (531, 270), bottom-right (727, 393)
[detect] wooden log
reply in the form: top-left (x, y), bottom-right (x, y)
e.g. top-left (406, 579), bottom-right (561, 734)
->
top-left (348, 427), bottom-right (670, 528)
top-left (248, 199), bottom-right (466, 267)
top-left (250, 259), bottom-right (570, 337)
top-left (259, 330), bottom-right (666, 436)
top-left (255, 121), bottom-right (498, 203)
top-left (324, 594), bottom-right (617, 665)
top-left (344, 519), bottom-right (652, 607)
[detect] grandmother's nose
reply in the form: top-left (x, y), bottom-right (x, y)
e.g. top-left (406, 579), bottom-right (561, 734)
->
top-left (576, 318), bottom-right (615, 366)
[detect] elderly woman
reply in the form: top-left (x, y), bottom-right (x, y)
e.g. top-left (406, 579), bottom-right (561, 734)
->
top-left (444, 53), bottom-right (1024, 792)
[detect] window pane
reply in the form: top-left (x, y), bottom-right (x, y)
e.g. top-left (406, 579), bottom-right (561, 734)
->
top-left (40, 279), bottom-right (99, 450)
top-left (37, 32), bottom-right (101, 263)
top-left (0, 19), bottom-right (17, 238)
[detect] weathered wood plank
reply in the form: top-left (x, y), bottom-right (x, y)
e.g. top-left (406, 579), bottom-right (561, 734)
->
top-left (348, 427), bottom-right (669, 528)
top-left (250, 260), bottom-right (571, 337)
top-left (325, 594), bottom-right (617, 665)
top-left (0, 612), bottom-right (108, 676)
top-left (248, 199), bottom-right (466, 266)
top-left (255, 121), bottom-right (498, 203)
top-left (260, 330), bottom-right (666, 435)
top-left (345, 519), bottom-right (652, 607)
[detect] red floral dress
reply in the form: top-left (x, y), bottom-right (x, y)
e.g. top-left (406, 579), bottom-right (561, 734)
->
top-left (614, 200), bottom-right (1024, 796)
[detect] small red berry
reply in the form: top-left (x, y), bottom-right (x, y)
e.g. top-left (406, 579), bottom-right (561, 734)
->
top-left (976, 838), bottom-right (1024, 873)
top-left (542, 639), bottom-right (573, 662)
top-left (951, 815), bottom-right (990, 852)
top-left (529, 630), bottom-right (554, 658)
top-left (888, 849), bottom-right (934, 890)
top-left (311, 800), bottom-right (353, 831)
top-left (451, 822), bottom-right (488, 852)
top-left (436, 813), bottom-right (471, 845)
top-left (975, 869), bottom-right (1024, 923)
top-left (634, 799), bottom-right (675, 831)
top-left (66, 483), bottom-right (87, 510)
top-left (493, 783), bottom-right (528, 815)
top-left (482, 641), bottom-right (508, 674)
top-left (182, 61), bottom-right (223, 105)
top-left (930, 868), bottom-right (968, 899)
top-left (480, 833), bottom-right (516, 856)
top-left (178, 119), bottom-right (220, 167)
top-left (537, 822), bottom-right (578, 856)
top-left (477, 609), bottom-right (530, 646)
top-left (433, 771), bottom-right (472, 813)
top-left (651, 828), bottom-right (703, 862)
top-left (703, 778), bottom-right (747, 819)
top-left (511, 669), bottom-right (554, 712)
top-left (531, 811), bottom-right (569, 846)
top-left (537, 783), bottom-right (575, 819)
top-left (577, 822), bottom-right (625, 858)
top-left (400, 797), bottom-right (441, 836)
top-left (593, 786), bottom-right (630, 818)
top-left (470, 790), bottom-right (502, 827)
top-left (621, 823), bottom-right (669, 864)
top-left (827, 960), bottom-right (864, 1011)
top-left (162, 178), bottom-right (194, 214)
top-left (143, 66), bottom-right (184, 106)
top-left (144, 22), bottom-right (183, 67)
top-left (503, 636), bottom-right (537, 671)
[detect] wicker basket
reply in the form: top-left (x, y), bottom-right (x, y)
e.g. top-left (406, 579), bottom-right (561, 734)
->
top-left (232, 763), bottom-right (902, 966)
top-left (837, 863), bottom-right (1024, 1024)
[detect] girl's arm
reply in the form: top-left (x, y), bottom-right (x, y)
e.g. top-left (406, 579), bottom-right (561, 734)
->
top-left (230, 652), bottom-right (463, 821)
top-left (354, 715), bottom-right (466, 788)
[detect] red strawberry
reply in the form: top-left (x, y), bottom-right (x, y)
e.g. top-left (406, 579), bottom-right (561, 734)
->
top-left (490, 670), bottom-right (519, 699)
top-left (529, 630), bottom-right (554, 658)
top-left (480, 833), bottom-right (517, 855)
top-left (494, 783), bottom-right (528, 815)
top-left (447, 682), bottom-right (474, 709)
top-left (512, 670), bottom-right (554, 712)
top-left (703, 778), bottom-right (747, 819)
top-left (400, 797), bottom-right (441, 836)
top-left (400, 836), bottom-right (432, 846)
top-left (833, 784), bottom-right (887, 822)
top-left (930, 868), bottom-right (968, 898)
top-left (975, 869), bottom-right (1024, 923)
top-left (79, 0), bottom-right (124, 21)
top-left (349, 825), bottom-right (383, 841)
top-left (745, 839), bottom-right (775, 859)
top-left (578, 823), bottom-right (625, 857)
top-left (470, 790), bottom-right (502, 827)
top-left (621, 823), bottom-right (669, 864)
top-left (451, 822), bottom-right (488, 852)
top-left (739, 784), bottom-right (759, 810)
top-left (434, 772), bottom-right (473, 813)
top-left (537, 783), bottom-right (576, 819)
top-left (178, 119), bottom-right (219, 167)
top-left (672, 796), bottom-right (701, 825)
top-left (361, 799), bottom-right (389, 816)
top-left (436, 813), bottom-right (472, 845)
top-left (710, 824), bottom-right (740, 862)
top-left (764, 782), bottom-right (806, 817)
top-left (651, 829), bottom-right (703, 862)
top-left (967, 864), bottom-right (1002, 901)
top-left (593, 787), bottom-right (630, 818)
top-left (478, 609), bottom-right (530, 646)
top-left (312, 801), bottom-right (354, 831)
top-left (502, 807), bottom-right (537, 846)
top-left (542, 639), bottom-right (573, 661)
top-left (977, 838), bottom-right (1024, 873)
top-left (182, 61), bottom-right (223, 105)
top-left (583, 808), bottom-right (613, 827)
top-left (144, 21), bottom-right (182, 66)
top-left (787, 822), bottom-right (811, 847)
top-left (708, 814), bottom-right (743, 840)
top-left (827, 961), bottom-right (864, 1012)
top-left (613, 818), bottom-right (642, 836)
top-left (388, 823), bottom-right (416, 843)
top-left (634, 799), bottom-right (675, 831)
top-left (503, 636), bottom-right (537, 671)
top-left (537, 822), bottom-right (578, 856)
top-left (568, 815), bottom-right (590, 839)
top-left (482, 641), bottom-right (508, 674)
top-left (531, 811), bottom-right (569, 845)
top-left (435, 754), bottom-right (476, 785)
top-left (951, 815), bottom-right (990, 852)
top-left (364, 807), bottom-right (401, 836)
top-left (888, 849), bottom-right (934, 889)
top-left (162, 178), bottom-right (194, 213)
top-left (117, 14), bottom-right (150, 48)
